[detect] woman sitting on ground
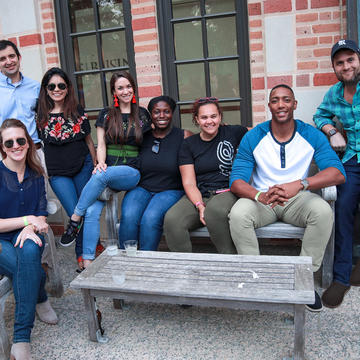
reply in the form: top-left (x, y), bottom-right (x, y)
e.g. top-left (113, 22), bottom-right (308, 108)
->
top-left (0, 119), bottom-right (57, 360)
top-left (119, 96), bottom-right (192, 250)
top-left (36, 67), bottom-right (97, 270)
top-left (63, 71), bottom-right (151, 268)
top-left (163, 97), bottom-right (248, 253)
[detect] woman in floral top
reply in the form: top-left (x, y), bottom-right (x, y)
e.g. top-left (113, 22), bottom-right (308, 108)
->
top-left (64, 71), bottom-right (151, 267)
top-left (36, 67), bottom-right (96, 269)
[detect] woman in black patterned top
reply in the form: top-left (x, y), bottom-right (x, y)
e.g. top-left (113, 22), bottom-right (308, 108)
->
top-left (36, 67), bottom-right (96, 269)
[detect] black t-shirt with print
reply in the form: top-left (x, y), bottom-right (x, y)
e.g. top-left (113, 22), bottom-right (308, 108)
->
top-left (95, 106), bottom-right (151, 168)
top-left (179, 125), bottom-right (248, 196)
top-left (38, 105), bottom-right (91, 177)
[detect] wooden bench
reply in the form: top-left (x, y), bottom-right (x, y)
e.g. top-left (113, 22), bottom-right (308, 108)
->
top-left (0, 228), bottom-right (63, 360)
top-left (100, 184), bottom-right (336, 288)
top-left (71, 250), bottom-right (314, 360)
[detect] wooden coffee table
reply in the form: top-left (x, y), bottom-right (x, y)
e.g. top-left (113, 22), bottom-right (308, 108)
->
top-left (70, 250), bottom-right (314, 360)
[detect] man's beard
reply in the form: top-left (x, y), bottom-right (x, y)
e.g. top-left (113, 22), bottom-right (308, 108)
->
top-left (336, 69), bottom-right (360, 86)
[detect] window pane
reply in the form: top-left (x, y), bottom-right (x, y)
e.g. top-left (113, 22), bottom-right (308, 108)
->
top-left (69, 0), bottom-right (95, 33)
top-left (177, 63), bottom-right (205, 101)
top-left (209, 60), bottom-right (239, 98)
top-left (102, 31), bottom-right (128, 69)
top-left (205, 0), bottom-right (235, 14)
top-left (172, 0), bottom-right (200, 19)
top-left (98, 0), bottom-right (124, 28)
top-left (73, 35), bottom-right (98, 71)
top-left (179, 104), bottom-right (198, 133)
top-left (86, 111), bottom-right (99, 144)
top-left (221, 101), bottom-right (241, 125)
top-left (105, 71), bottom-right (119, 105)
top-left (174, 21), bottom-right (202, 60)
top-left (76, 74), bottom-right (102, 109)
top-left (207, 17), bottom-right (237, 57)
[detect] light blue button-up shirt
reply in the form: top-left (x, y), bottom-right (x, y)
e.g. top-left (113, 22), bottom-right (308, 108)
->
top-left (313, 81), bottom-right (360, 164)
top-left (0, 71), bottom-right (40, 143)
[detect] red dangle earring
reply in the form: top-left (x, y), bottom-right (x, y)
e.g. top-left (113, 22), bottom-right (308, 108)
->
top-left (132, 94), bottom-right (137, 104)
top-left (113, 94), bottom-right (119, 108)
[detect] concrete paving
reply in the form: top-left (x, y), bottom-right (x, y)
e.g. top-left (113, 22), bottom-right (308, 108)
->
top-left (4, 241), bottom-right (360, 360)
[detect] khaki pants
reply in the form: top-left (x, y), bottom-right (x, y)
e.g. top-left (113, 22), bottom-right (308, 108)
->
top-left (229, 191), bottom-right (333, 272)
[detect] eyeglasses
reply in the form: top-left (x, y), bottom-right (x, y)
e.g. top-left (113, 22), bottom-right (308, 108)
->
top-left (198, 97), bottom-right (218, 104)
top-left (3, 137), bottom-right (27, 149)
top-left (47, 83), bottom-right (67, 91)
top-left (152, 140), bottom-right (160, 154)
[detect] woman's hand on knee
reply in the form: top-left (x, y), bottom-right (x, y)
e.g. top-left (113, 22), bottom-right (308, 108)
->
top-left (27, 216), bottom-right (49, 233)
top-left (15, 226), bottom-right (43, 248)
top-left (197, 205), bottom-right (206, 226)
top-left (93, 162), bottom-right (107, 174)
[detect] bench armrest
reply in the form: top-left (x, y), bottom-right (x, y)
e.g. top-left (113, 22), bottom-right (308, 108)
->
top-left (98, 187), bottom-right (118, 201)
top-left (321, 185), bottom-right (337, 202)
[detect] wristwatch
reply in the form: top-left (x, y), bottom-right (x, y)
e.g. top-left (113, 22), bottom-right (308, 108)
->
top-left (300, 179), bottom-right (309, 191)
top-left (328, 128), bottom-right (338, 137)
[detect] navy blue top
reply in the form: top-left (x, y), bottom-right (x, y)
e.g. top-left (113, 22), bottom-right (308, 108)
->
top-left (0, 161), bottom-right (47, 241)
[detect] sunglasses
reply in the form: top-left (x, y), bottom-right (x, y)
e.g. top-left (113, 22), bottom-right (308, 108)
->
top-left (198, 97), bottom-right (218, 104)
top-left (3, 137), bottom-right (27, 149)
top-left (47, 83), bottom-right (67, 91)
top-left (152, 140), bottom-right (160, 154)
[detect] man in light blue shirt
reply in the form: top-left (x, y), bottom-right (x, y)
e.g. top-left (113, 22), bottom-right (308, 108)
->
top-left (0, 40), bottom-right (40, 145)
top-left (314, 39), bottom-right (360, 308)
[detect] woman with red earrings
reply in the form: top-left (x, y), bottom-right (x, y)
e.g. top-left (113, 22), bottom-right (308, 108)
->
top-left (61, 71), bottom-right (151, 267)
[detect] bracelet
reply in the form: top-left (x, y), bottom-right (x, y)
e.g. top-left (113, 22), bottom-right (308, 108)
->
top-left (254, 191), bottom-right (262, 202)
top-left (194, 201), bottom-right (205, 209)
top-left (23, 216), bottom-right (29, 226)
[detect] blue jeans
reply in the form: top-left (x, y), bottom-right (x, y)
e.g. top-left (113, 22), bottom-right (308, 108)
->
top-left (334, 156), bottom-right (360, 285)
top-left (74, 165), bottom-right (140, 217)
top-left (119, 186), bottom-right (184, 250)
top-left (49, 153), bottom-right (93, 259)
top-left (0, 232), bottom-right (47, 343)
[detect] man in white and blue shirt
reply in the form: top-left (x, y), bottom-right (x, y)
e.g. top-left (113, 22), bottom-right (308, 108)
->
top-left (229, 84), bottom-right (345, 312)
top-left (0, 40), bottom-right (40, 146)
top-left (314, 39), bottom-right (360, 308)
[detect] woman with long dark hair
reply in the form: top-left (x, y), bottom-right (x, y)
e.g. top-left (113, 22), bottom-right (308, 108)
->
top-left (0, 119), bottom-right (57, 360)
top-left (36, 67), bottom-right (96, 269)
top-left (63, 71), bottom-right (151, 267)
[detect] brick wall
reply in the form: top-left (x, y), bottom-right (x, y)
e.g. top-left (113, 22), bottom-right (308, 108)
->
top-left (248, 0), bottom-right (346, 125)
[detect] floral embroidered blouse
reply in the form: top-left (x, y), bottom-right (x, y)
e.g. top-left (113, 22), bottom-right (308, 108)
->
top-left (37, 105), bottom-right (91, 177)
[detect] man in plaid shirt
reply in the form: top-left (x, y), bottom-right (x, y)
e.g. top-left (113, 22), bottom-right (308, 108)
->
top-left (314, 39), bottom-right (360, 308)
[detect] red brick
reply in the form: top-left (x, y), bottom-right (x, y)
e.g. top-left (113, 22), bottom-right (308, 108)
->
top-left (132, 17), bottom-right (156, 31)
top-left (296, 26), bottom-right (311, 36)
top-left (252, 77), bottom-right (265, 90)
top-left (134, 33), bottom-right (157, 42)
top-left (253, 105), bottom-right (265, 112)
top-left (248, 3), bottom-right (261, 16)
top-left (19, 34), bottom-right (42, 47)
top-left (132, 5), bottom-right (155, 15)
top-left (296, 13), bottom-right (318, 22)
top-left (138, 85), bottom-right (162, 97)
top-left (296, 74), bottom-right (310, 87)
top-left (264, 0), bottom-right (292, 13)
top-left (249, 19), bottom-right (262, 28)
top-left (296, 0), bottom-right (308, 10)
top-left (319, 11), bottom-right (331, 20)
top-left (250, 43), bottom-right (263, 51)
top-left (333, 10), bottom-right (340, 19)
top-left (314, 48), bottom-right (331, 57)
top-left (41, 2), bottom-right (53, 10)
top-left (297, 49), bottom-right (312, 58)
top-left (297, 37), bottom-right (318, 46)
top-left (42, 12), bottom-right (54, 20)
top-left (7, 37), bottom-right (17, 46)
top-left (334, 35), bottom-right (342, 43)
top-left (45, 46), bottom-right (58, 54)
top-left (267, 75), bottom-right (293, 89)
top-left (312, 23), bottom-right (340, 33)
top-left (313, 72), bottom-right (338, 86)
top-left (44, 32), bottom-right (56, 44)
top-left (311, 0), bottom-right (339, 8)
top-left (297, 61), bottom-right (318, 70)
top-left (134, 44), bottom-right (158, 52)
top-left (43, 22), bottom-right (55, 30)
top-left (250, 31), bottom-right (262, 40)
top-left (47, 56), bottom-right (59, 64)
top-left (319, 36), bottom-right (333, 44)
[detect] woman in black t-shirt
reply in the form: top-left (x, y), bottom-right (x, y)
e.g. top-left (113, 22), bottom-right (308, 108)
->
top-left (37, 67), bottom-right (96, 269)
top-left (163, 97), bottom-right (247, 253)
top-left (119, 96), bottom-right (192, 250)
